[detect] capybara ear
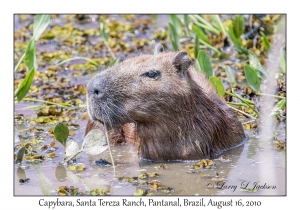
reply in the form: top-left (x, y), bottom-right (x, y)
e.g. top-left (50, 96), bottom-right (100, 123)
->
top-left (172, 51), bottom-right (192, 76)
top-left (154, 44), bottom-right (164, 54)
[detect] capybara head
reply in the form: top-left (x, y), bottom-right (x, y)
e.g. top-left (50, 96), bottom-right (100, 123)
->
top-left (87, 44), bottom-right (246, 161)
top-left (87, 45), bottom-right (194, 127)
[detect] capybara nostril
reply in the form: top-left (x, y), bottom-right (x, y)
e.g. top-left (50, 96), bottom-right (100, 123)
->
top-left (93, 88), bottom-right (105, 100)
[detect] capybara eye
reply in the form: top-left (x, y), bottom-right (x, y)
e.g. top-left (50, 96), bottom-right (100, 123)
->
top-left (145, 70), bottom-right (160, 79)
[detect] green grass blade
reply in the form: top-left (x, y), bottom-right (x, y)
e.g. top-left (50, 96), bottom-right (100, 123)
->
top-left (196, 15), bottom-right (220, 34)
top-left (192, 24), bottom-right (210, 44)
top-left (55, 57), bottom-right (99, 67)
top-left (228, 25), bottom-right (248, 55)
top-left (24, 39), bottom-right (38, 71)
top-left (280, 48), bottom-right (286, 72)
top-left (169, 15), bottom-right (182, 35)
top-left (210, 15), bottom-right (221, 32)
top-left (191, 15), bottom-right (220, 34)
top-left (168, 23), bottom-right (179, 51)
top-left (209, 76), bottom-right (225, 97)
top-left (260, 31), bottom-right (271, 51)
top-left (183, 14), bottom-right (190, 36)
top-left (271, 99), bottom-right (286, 116)
top-left (197, 50), bottom-right (213, 78)
top-left (233, 15), bottom-right (245, 38)
top-left (22, 98), bottom-right (72, 107)
top-left (108, 58), bottom-right (119, 67)
top-left (192, 21), bottom-right (219, 35)
top-left (15, 67), bottom-right (35, 101)
top-left (100, 16), bottom-right (108, 42)
top-left (225, 65), bottom-right (236, 85)
top-left (194, 35), bottom-right (199, 59)
top-left (228, 25), bottom-right (242, 51)
top-left (33, 14), bottom-right (51, 41)
top-left (244, 65), bottom-right (260, 92)
top-left (198, 38), bottom-right (221, 55)
top-left (211, 15), bottom-right (227, 36)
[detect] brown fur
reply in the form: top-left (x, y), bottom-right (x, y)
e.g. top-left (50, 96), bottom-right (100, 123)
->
top-left (86, 46), bottom-right (246, 161)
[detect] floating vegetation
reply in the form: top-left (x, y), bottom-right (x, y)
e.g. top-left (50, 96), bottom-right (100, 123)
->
top-left (157, 163), bottom-right (168, 169)
top-left (68, 164), bottom-right (86, 172)
top-left (55, 186), bottom-right (111, 196)
top-left (190, 159), bottom-right (215, 170)
top-left (273, 139), bottom-right (286, 150)
top-left (133, 189), bottom-right (153, 196)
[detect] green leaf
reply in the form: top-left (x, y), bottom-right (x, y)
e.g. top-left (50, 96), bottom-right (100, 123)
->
top-left (197, 38), bottom-right (221, 56)
top-left (233, 15), bottom-right (245, 38)
top-left (209, 76), bottom-right (225, 97)
top-left (66, 140), bottom-right (80, 157)
top-left (189, 15), bottom-right (219, 35)
top-left (197, 50), bottom-right (213, 78)
top-left (54, 123), bottom-right (69, 148)
top-left (280, 48), bottom-right (286, 72)
top-left (210, 15), bottom-right (227, 36)
top-left (271, 99), bottom-right (286, 116)
top-left (194, 35), bottom-right (199, 59)
top-left (225, 65), bottom-right (236, 85)
top-left (260, 31), bottom-right (270, 51)
top-left (244, 65), bottom-right (261, 92)
top-left (24, 39), bottom-right (38, 71)
top-left (228, 25), bottom-right (248, 55)
top-left (100, 17), bottom-right (108, 41)
top-left (33, 15), bottom-right (51, 41)
top-left (183, 14), bottom-right (190, 36)
top-left (15, 67), bottom-right (35, 101)
top-left (210, 15), bottom-right (222, 32)
top-left (169, 15), bottom-right (182, 35)
top-left (212, 52), bottom-right (230, 59)
top-left (276, 99), bottom-right (286, 109)
top-left (248, 51), bottom-right (268, 79)
top-left (108, 58), bottom-right (119, 67)
top-left (16, 147), bottom-right (25, 164)
top-left (192, 24), bottom-right (210, 44)
top-left (192, 15), bottom-right (220, 34)
top-left (168, 23), bottom-right (179, 51)
top-left (82, 129), bottom-right (108, 155)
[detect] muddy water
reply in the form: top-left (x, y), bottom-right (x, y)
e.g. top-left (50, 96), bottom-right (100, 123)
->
top-left (14, 115), bottom-right (286, 196)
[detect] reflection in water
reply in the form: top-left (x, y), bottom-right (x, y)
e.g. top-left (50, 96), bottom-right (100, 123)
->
top-left (82, 176), bottom-right (110, 192)
top-left (55, 165), bottom-right (67, 182)
top-left (257, 17), bottom-right (286, 195)
top-left (32, 164), bottom-right (54, 195)
top-left (17, 168), bottom-right (26, 180)
top-left (14, 135), bottom-right (285, 195)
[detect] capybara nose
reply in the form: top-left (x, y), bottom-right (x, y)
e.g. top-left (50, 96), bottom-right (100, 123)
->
top-left (87, 76), bottom-right (106, 100)
top-left (93, 88), bottom-right (105, 100)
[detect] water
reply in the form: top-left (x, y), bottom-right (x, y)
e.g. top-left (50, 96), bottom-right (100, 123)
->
top-left (14, 122), bottom-right (286, 195)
